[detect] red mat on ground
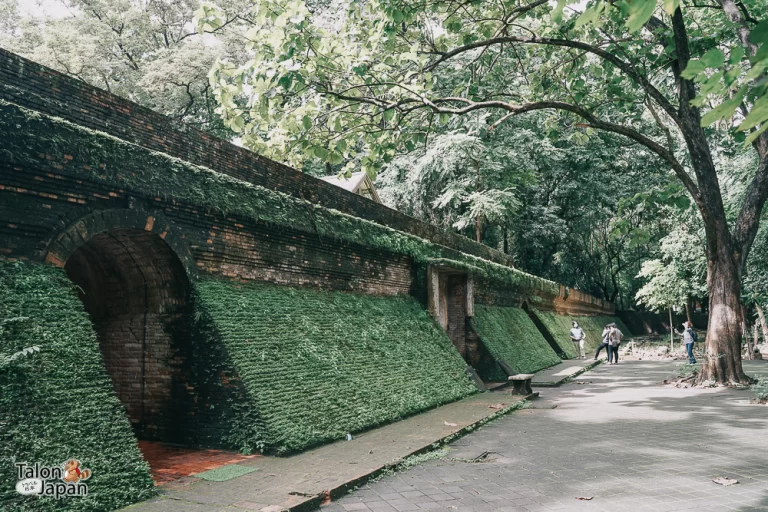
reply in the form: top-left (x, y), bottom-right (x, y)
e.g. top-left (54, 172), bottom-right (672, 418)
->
top-left (137, 441), bottom-right (259, 485)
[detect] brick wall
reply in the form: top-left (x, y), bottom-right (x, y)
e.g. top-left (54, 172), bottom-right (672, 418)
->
top-left (0, 47), bottom-right (513, 268)
top-left (64, 229), bottom-right (195, 443)
top-left (1, 160), bottom-right (414, 447)
top-left (445, 274), bottom-right (468, 360)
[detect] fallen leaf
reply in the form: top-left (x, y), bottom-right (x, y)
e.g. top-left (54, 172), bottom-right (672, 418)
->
top-left (576, 496), bottom-right (594, 500)
top-left (712, 477), bottom-right (739, 486)
top-left (488, 403), bottom-right (505, 409)
top-left (444, 421), bottom-right (457, 427)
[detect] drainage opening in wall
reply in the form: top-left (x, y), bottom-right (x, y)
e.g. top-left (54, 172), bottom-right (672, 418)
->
top-left (62, 228), bottom-right (252, 484)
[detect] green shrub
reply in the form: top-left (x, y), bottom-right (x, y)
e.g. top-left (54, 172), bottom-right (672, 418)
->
top-left (470, 305), bottom-right (561, 375)
top-left (751, 378), bottom-right (768, 403)
top-left (194, 278), bottom-right (477, 453)
top-left (0, 261), bottom-right (154, 512)
top-left (676, 363), bottom-right (699, 379)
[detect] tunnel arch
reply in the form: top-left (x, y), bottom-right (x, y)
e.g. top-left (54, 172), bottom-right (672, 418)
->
top-left (44, 209), bottom-right (198, 444)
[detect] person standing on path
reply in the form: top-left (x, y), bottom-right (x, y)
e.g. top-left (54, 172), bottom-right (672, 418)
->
top-left (594, 325), bottom-right (611, 361)
top-left (679, 321), bottom-right (697, 364)
top-left (607, 324), bottom-right (624, 364)
top-left (570, 321), bottom-right (586, 359)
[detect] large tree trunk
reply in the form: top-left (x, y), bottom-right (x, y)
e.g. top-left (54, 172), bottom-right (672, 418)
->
top-left (685, 297), bottom-right (693, 324)
top-left (697, 255), bottom-right (751, 384)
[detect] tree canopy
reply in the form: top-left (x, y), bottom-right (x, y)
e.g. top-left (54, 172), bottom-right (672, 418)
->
top-left (7, 0), bottom-right (768, 384)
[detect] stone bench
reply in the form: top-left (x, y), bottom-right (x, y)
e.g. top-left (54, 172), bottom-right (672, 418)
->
top-left (508, 373), bottom-right (535, 395)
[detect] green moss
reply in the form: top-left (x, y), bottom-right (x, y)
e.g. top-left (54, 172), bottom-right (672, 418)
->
top-left (532, 310), bottom-right (632, 354)
top-left (193, 278), bottom-right (477, 454)
top-left (470, 305), bottom-right (561, 375)
top-left (0, 261), bottom-right (155, 512)
top-left (0, 100), bottom-right (559, 299)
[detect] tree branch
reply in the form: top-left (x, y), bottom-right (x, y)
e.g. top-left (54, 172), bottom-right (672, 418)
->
top-left (425, 34), bottom-right (680, 127)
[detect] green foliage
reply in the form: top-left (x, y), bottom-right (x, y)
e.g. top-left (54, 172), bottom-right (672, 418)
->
top-left (193, 278), bottom-right (477, 454)
top-left (532, 310), bottom-right (630, 354)
top-left (635, 224), bottom-right (707, 312)
top-left (676, 363), bottom-right (700, 379)
top-left (529, 311), bottom-right (579, 357)
top-left (0, 100), bottom-right (559, 300)
top-left (471, 305), bottom-right (561, 374)
top-left (0, 261), bottom-right (155, 511)
top-left (0, 0), bottom-right (253, 137)
top-left (751, 377), bottom-right (768, 404)
top-left (194, 464), bottom-right (258, 482)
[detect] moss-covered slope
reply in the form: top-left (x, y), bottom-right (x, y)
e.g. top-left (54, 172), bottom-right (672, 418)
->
top-left (0, 261), bottom-right (155, 512)
top-left (470, 305), bottom-right (562, 375)
top-left (194, 278), bottom-right (477, 453)
top-left (532, 310), bottom-right (632, 354)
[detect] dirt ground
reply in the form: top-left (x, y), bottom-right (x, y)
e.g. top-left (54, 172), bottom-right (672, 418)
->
top-left (619, 333), bottom-right (768, 361)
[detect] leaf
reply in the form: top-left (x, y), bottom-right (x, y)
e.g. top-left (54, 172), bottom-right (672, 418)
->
top-left (680, 60), bottom-right (705, 80)
top-left (712, 477), bottom-right (739, 486)
top-left (302, 116), bottom-right (312, 130)
top-left (575, 3), bottom-right (602, 28)
top-left (700, 48), bottom-right (724, 69)
top-left (551, 0), bottom-right (566, 25)
top-left (744, 123), bottom-right (768, 145)
top-left (231, 115), bottom-right (245, 133)
top-left (738, 95), bottom-right (768, 132)
top-left (728, 46), bottom-right (745, 65)
top-left (625, 0), bottom-right (656, 33)
top-left (662, 0), bottom-right (679, 15)
top-left (701, 87), bottom-right (746, 126)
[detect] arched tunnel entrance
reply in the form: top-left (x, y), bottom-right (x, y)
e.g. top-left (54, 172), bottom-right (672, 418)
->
top-left (64, 228), bottom-right (195, 444)
top-left (60, 226), bottom-right (255, 484)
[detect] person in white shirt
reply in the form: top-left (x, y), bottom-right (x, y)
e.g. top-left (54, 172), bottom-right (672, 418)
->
top-left (569, 321), bottom-right (586, 359)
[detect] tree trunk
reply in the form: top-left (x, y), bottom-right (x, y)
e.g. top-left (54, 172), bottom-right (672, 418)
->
top-left (756, 303), bottom-right (768, 344)
top-left (685, 298), bottom-right (693, 324)
top-left (503, 226), bottom-right (509, 254)
top-left (669, 307), bottom-right (674, 352)
top-left (744, 312), bottom-right (754, 361)
top-left (751, 324), bottom-right (760, 360)
top-left (697, 255), bottom-right (751, 384)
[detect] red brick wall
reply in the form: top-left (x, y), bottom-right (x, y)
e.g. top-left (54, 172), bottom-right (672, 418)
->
top-left (0, 162), bottom-right (413, 296)
top-left (64, 229), bottom-right (194, 443)
top-left (0, 48), bottom-right (514, 268)
top-left (445, 275), bottom-right (468, 360)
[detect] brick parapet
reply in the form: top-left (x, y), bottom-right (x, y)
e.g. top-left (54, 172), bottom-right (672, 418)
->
top-left (0, 47), bottom-right (513, 267)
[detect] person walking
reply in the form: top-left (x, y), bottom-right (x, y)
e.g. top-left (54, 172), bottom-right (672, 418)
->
top-left (607, 324), bottom-right (624, 364)
top-left (594, 325), bottom-right (611, 361)
top-left (679, 321), bottom-right (697, 364)
top-left (570, 321), bottom-right (586, 359)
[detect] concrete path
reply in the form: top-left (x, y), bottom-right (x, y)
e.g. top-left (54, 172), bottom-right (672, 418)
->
top-left (327, 360), bottom-right (768, 512)
top-left (531, 359), bottom-right (602, 387)
top-left (123, 391), bottom-right (532, 512)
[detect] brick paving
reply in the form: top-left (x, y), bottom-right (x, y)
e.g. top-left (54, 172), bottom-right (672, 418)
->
top-left (123, 392), bottom-right (530, 511)
top-left (327, 360), bottom-right (768, 512)
top-left (137, 441), bottom-right (260, 485)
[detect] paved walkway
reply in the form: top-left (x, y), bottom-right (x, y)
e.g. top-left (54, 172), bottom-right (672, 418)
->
top-left (327, 360), bottom-right (768, 512)
top-left (124, 391), bottom-right (531, 511)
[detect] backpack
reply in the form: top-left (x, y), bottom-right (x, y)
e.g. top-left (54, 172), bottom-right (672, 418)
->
top-left (691, 330), bottom-right (699, 342)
